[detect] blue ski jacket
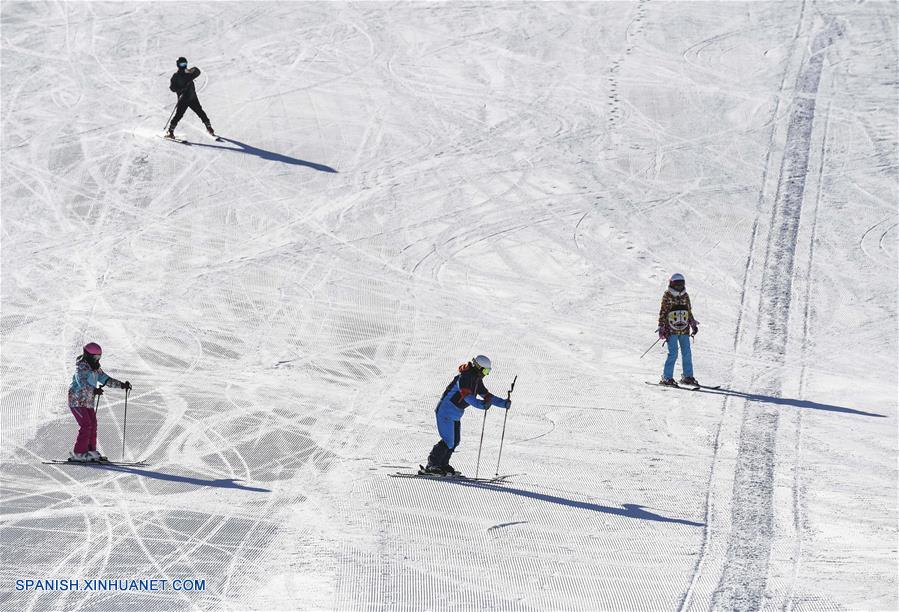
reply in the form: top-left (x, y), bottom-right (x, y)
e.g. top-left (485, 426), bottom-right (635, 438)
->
top-left (68, 358), bottom-right (125, 409)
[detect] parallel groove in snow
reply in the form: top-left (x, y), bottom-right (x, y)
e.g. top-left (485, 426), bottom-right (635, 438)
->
top-left (711, 18), bottom-right (842, 612)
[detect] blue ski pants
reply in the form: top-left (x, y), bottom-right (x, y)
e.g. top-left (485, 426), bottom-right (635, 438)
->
top-left (664, 334), bottom-right (693, 379)
top-left (436, 405), bottom-right (462, 449)
top-left (428, 404), bottom-right (463, 468)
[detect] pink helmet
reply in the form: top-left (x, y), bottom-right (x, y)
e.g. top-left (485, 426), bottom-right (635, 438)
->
top-left (83, 342), bottom-right (102, 356)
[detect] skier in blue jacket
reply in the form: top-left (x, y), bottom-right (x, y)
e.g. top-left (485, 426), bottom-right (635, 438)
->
top-left (423, 355), bottom-right (511, 475)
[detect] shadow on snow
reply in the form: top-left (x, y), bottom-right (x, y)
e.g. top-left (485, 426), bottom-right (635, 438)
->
top-left (189, 136), bottom-right (338, 173)
top-left (448, 480), bottom-right (704, 527)
top-left (88, 463), bottom-right (271, 492)
top-left (697, 387), bottom-right (887, 418)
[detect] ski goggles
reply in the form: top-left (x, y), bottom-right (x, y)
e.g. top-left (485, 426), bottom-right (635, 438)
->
top-left (475, 364), bottom-right (491, 377)
top-left (177, 61), bottom-right (188, 68)
top-left (670, 281), bottom-right (685, 290)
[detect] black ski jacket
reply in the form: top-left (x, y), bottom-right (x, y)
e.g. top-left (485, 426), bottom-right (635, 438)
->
top-left (170, 67), bottom-right (201, 101)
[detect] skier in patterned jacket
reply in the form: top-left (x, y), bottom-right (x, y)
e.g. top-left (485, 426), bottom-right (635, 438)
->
top-left (68, 343), bottom-right (131, 462)
top-left (657, 273), bottom-right (700, 387)
top-left (424, 355), bottom-right (511, 475)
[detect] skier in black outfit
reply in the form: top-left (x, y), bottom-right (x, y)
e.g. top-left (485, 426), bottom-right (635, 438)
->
top-left (166, 56), bottom-right (214, 138)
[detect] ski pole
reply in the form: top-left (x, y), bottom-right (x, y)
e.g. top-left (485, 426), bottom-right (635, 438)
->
top-left (640, 337), bottom-right (663, 359)
top-left (475, 404), bottom-right (488, 479)
top-left (122, 387), bottom-right (129, 461)
top-left (163, 94), bottom-right (182, 132)
top-left (495, 375), bottom-right (517, 476)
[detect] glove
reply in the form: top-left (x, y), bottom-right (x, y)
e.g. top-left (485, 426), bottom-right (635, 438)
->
top-left (483, 394), bottom-right (493, 409)
top-left (123, 381), bottom-right (132, 391)
top-left (187, 67), bottom-right (197, 73)
top-left (505, 398), bottom-right (512, 410)
top-left (657, 326), bottom-right (668, 340)
top-left (689, 320), bottom-right (699, 337)
top-left (94, 387), bottom-right (104, 396)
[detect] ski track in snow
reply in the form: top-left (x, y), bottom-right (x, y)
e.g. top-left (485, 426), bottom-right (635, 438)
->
top-left (714, 7), bottom-right (836, 610)
top-left (1, 2), bottom-right (896, 611)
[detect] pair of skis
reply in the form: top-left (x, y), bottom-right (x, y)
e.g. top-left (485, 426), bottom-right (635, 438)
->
top-left (43, 459), bottom-right (147, 467)
top-left (162, 130), bottom-right (222, 145)
top-left (389, 465), bottom-right (514, 484)
top-left (645, 381), bottom-right (721, 392)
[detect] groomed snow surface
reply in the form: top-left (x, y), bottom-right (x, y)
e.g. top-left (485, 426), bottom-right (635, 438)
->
top-left (1, 2), bottom-right (896, 611)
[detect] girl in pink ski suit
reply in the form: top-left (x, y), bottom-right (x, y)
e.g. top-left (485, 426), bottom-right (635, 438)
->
top-left (68, 343), bottom-right (130, 461)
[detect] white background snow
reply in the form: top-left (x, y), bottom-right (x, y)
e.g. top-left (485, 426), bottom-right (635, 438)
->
top-left (1, 1), bottom-right (896, 611)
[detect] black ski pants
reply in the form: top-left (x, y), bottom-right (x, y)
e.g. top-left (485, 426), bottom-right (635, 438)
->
top-left (170, 95), bottom-right (210, 130)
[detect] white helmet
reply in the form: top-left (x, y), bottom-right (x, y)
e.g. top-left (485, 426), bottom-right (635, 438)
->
top-left (472, 355), bottom-right (492, 376)
top-left (668, 273), bottom-right (686, 296)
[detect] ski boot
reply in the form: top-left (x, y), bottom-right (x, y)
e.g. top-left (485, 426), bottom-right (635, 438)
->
top-left (165, 129), bottom-right (175, 140)
top-left (68, 451), bottom-right (94, 463)
top-left (659, 378), bottom-right (679, 387)
top-left (205, 124), bottom-right (215, 136)
top-left (87, 450), bottom-right (109, 462)
top-left (421, 464), bottom-right (446, 476)
top-left (679, 376), bottom-right (700, 387)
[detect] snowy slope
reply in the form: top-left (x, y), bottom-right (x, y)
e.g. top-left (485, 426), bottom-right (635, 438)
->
top-left (1, 2), bottom-right (896, 611)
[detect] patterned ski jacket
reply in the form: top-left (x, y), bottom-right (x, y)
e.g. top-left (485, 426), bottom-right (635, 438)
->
top-left (436, 364), bottom-right (510, 421)
top-left (658, 290), bottom-right (696, 336)
top-left (68, 359), bottom-right (125, 409)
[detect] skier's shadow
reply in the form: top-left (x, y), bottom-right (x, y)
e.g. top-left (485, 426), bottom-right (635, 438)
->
top-left (450, 480), bottom-right (704, 527)
top-left (696, 387), bottom-right (886, 418)
top-left (189, 136), bottom-right (338, 173)
top-left (88, 463), bottom-right (271, 492)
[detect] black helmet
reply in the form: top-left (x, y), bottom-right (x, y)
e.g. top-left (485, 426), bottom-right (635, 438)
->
top-left (176, 57), bottom-right (188, 69)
